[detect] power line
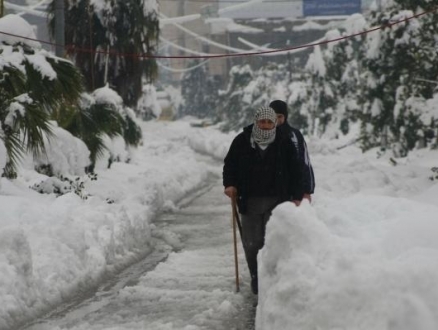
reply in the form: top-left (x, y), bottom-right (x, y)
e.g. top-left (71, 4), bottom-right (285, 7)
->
top-left (0, 7), bottom-right (435, 59)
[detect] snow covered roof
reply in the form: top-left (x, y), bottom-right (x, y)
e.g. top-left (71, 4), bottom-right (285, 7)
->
top-left (219, 1), bottom-right (303, 19)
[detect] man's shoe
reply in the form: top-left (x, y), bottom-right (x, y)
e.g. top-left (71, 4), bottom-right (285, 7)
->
top-left (251, 276), bottom-right (258, 295)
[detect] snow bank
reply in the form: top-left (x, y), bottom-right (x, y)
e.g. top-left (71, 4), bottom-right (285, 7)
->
top-left (256, 142), bottom-right (438, 330)
top-left (0, 121), bottom-right (213, 329)
top-left (1, 119), bottom-right (437, 330)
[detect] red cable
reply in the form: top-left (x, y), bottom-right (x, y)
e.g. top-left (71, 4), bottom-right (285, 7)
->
top-left (0, 7), bottom-right (436, 59)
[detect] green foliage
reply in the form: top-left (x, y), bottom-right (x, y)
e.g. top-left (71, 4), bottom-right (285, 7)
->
top-left (216, 64), bottom-right (254, 131)
top-left (0, 36), bottom-right (88, 177)
top-left (358, 1), bottom-right (438, 154)
top-left (56, 89), bottom-right (142, 172)
top-left (174, 2), bottom-right (438, 160)
top-left (48, 0), bottom-right (159, 108)
top-left (57, 99), bottom-right (123, 171)
top-left (178, 60), bottom-right (223, 120)
top-left (0, 65), bottom-right (27, 176)
top-left (122, 111), bottom-right (142, 146)
top-left (179, 60), bottom-right (209, 118)
top-left (218, 64), bottom-right (287, 132)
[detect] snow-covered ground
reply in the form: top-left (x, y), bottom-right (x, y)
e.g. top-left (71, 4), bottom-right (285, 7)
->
top-left (1, 120), bottom-right (437, 330)
top-left (257, 139), bottom-right (438, 330)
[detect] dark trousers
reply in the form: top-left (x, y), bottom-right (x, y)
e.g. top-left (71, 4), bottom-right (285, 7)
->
top-left (240, 197), bottom-right (279, 279)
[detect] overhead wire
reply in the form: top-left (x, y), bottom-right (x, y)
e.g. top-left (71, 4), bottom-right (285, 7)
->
top-left (0, 6), bottom-right (436, 60)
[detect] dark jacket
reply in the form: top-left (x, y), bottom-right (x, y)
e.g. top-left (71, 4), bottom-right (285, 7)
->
top-left (223, 124), bottom-right (305, 214)
top-left (277, 123), bottom-right (315, 194)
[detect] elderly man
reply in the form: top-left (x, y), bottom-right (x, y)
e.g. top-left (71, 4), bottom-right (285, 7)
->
top-left (223, 106), bottom-right (305, 295)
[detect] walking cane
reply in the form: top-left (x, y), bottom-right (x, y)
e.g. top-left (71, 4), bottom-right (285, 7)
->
top-left (231, 196), bottom-right (242, 293)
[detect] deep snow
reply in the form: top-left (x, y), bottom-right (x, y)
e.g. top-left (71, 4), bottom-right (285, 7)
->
top-left (1, 120), bottom-right (438, 329)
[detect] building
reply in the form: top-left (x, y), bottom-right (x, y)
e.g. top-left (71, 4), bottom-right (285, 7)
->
top-left (158, 0), bottom-right (370, 87)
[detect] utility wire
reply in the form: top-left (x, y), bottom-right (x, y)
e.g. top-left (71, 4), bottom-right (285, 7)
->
top-left (0, 7), bottom-right (435, 59)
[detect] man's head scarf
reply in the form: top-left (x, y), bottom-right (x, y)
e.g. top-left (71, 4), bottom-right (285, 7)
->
top-left (251, 106), bottom-right (277, 149)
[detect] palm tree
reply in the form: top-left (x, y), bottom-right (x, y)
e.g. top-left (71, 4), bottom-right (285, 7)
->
top-left (56, 88), bottom-right (142, 172)
top-left (0, 41), bottom-right (84, 178)
top-left (56, 100), bottom-right (124, 172)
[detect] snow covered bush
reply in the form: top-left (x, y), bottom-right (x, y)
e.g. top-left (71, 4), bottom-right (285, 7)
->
top-left (65, 86), bottom-right (142, 171)
top-left (30, 173), bottom-right (97, 199)
top-left (0, 15), bottom-right (83, 178)
top-left (136, 84), bottom-right (162, 120)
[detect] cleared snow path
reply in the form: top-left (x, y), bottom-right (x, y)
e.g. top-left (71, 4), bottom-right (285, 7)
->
top-left (21, 174), bottom-right (256, 330)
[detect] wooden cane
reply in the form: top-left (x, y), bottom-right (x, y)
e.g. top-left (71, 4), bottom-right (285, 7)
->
top-left (231, 197), bottom-right (240, 293)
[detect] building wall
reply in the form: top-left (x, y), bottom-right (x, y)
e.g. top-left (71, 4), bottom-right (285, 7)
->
top-left (158, 0), bottom-right (228, 86)
top-left (158, 0), bottom-right (371, 87)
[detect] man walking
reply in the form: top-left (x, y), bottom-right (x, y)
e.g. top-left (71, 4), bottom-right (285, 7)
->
top-left (223, 106), bottom-right (305, 295)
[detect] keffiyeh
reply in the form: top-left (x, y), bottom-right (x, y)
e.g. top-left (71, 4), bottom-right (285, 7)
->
top-left (251, 106), bottom-right (277, 149)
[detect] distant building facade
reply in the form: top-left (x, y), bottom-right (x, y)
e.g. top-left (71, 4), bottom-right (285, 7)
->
top-left (159, 0), bottom-right (372, 86)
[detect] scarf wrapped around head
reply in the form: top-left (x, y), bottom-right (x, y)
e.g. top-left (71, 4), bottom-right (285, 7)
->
top-left (251, 106), bottom-right (277, 149)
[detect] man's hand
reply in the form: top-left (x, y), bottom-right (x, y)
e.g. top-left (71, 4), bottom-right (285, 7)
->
top-left (292, 200), bottom-right (301, 206)
top-left (303, 194), bottom-right (312, 203)
top-left (224, 186), bottom-right (237, 199)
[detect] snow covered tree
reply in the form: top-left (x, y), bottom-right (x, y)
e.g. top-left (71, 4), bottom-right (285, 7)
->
top-left (299, 45), bottom-right (337, 137)
top-left (178, 60), bottom-right (222, 119)
top-left (179, 60), bottom-right (209, 118)
top-left (289, 14), bottom-right (368, 139)
top-left (322, 16), bottom-right (368, 138)
top-left (48, 0), bottom-right (159, 108)
top-left (58, 86), bottom-right (142, 172)
top-left (359, 0), bottom-right (438, 154)
top-left (136, 84), bottom-right (162, 120)
top-left (288, 3), bottom-right (437, 154)
top-left (286, 80), bottom-right (310, 134)
top-left (0, 15), bottom-right (83, 178)
top-left (217, 65), bottom-right (254, 131)
top-left (218, 63), bottom-right (287, 131)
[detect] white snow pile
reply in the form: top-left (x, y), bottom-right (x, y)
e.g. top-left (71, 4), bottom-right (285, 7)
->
top-left (0, 121), bottom-right (214, 330)
top-left (256, 142), bottom-right (438, 330)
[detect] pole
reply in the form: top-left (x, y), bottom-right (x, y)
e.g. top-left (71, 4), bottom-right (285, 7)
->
top-left (231, 197), bottom-right (242, 293)
top-left (55, 0), bottom-right (65, 57)
top-left (178, 0), bottom-right (185, 55)
top-left (286, 40), bottom-right (292, 82)
top-left (104, 45), bottom-right (110, 85)
top-left (88, 0), bottom-right (95, 90)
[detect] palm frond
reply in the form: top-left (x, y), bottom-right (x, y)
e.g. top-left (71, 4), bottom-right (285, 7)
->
top-left (0, 129), bottom-right (24, 178)
top-left (23, 56), bottom-right (84, 116)
top-left (19, 102), bottom-right (53, 158)
top-left (88, 103), bottom-right (124, 138)
top-left (123, 114), bottom-right (142, 146)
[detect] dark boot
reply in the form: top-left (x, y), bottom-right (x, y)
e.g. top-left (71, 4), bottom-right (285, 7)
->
top-left (251, 275), bottom-right (258, 295)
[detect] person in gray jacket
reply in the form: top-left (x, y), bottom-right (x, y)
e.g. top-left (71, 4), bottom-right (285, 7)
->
top-left (269, 100), bottom-right (315, 201)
